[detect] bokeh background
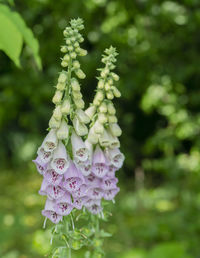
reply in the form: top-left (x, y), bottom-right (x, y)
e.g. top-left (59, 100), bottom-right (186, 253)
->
top-left (1, 0), bottom-right (200, 257)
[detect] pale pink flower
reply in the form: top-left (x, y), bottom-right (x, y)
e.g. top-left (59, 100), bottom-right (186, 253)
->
top-left (44, 167), bottom-right (63, 186)
top-left (92, 145), bottom-right (109, 178)
top-left (42, 198), bottom-right (62, 224)
top-left (71, 131), bottom-right (89, 162)
top-left (55, 192), bottom-right (73, 216)
top-left (87, 204), bottom-right (103, 214)
top-left (63, 161), bottom-right (84, 192)
top-left (103, 187), bottom-right (120, 201)
top-left (32, 156), bottom-right (47, 175)
top-left (46, 185), bottom-right (65, 200)
top-left (51, 141), bottom-right (69, 174)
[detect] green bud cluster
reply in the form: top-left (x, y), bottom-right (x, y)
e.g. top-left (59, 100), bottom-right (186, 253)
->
top-left (49, 18), bottom-right (89, 137)
top-left (86, 46), bottom-right (122, 145)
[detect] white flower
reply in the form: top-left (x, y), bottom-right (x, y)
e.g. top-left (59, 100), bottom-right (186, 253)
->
top-left (41, 129), bottom-right (58, 152)
top-left (71, 131), bottom-right (89, 162)
top-left (37, 147), bottom-right (52, 164)
top-left (57, 119), bottom-right (69, 140)
top-left (73, 116), bottom-right (88, 136)
top-left (51, 141), bottom-right (69, 174)
top-left (105, 148), bottom-right (124, 169)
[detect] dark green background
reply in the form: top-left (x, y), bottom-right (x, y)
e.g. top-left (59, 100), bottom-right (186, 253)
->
top-left (1, 0), bottom-right (200, 257)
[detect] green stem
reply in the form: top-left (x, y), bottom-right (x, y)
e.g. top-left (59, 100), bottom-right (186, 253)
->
top-left (68, 246), bottom-right (72, 258)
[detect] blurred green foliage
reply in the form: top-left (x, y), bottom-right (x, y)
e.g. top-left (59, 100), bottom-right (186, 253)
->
top-left (1, 0), bottom-right (200, 257)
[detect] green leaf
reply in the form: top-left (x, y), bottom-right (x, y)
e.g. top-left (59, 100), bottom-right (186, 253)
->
top-left (71, 239), bottom-right (82, 250)
top-left (122, 249), bottom-right (146, 258)
top-left (99, 230), bottom-right (112, 238)
top-left (0, 9), bottom-right (22, 67)
top-left (147, 242), bottom-right (192, 258)
top-left (52, 247), bottom-right (68, 258)
top-left (0, 4), bottom-right (42, 69)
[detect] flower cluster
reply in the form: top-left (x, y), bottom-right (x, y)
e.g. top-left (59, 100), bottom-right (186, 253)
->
top-left (33, 19), bottom-right (124, 225)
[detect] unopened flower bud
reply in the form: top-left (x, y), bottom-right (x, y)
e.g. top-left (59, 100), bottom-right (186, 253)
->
top-left (107, 130), bottom-right (120, 149)
top-left (95, 90), bottom-right (104, 102)
top-left (108, 78), bottom-right (113, 85)
top-left (57, 119), bottom-right (69, 140)
top-left (73, 60), bottom-right (80, 69)
top-left (61, 46), bottom-right (68, 53)
top-left (105, 82), bottom-right (110, 91)
top-left (78, 36), bottom-right (84, 43)
top-left (56, 82), bottom-right (65, 91)
top-left (93, 120), bottom-right (104, 134)
top-left (65, 39), bottom-right (71, 45)
top-left (108, 115), bottom-right (118, 123)
top-left (71, 78), bottom-right (80, 91)
top-left (61, 60), bottom-right (68, 67)
top-left (87, 127), bottom-right (99, 144)
top-left (58, 72), bottom-right (67, 83)
top-left (101, 68), bottom-right (109, 78)
top-left (73, 91), bottom-right (82, 100)
top-left (75, 69), bottom-right (86, 79)
top-left (63, 30), bottom-right (68, 37)
top-left (67, 45), bottom-right (73, 52)
top-left (61, 99), bottom-right (71, 114)
top-left (73, 117), bottom-right (88, 136)
top-left (98, 113), bottom-right (107, 124)
top-left (99, 102), bottom-right (107, 113)
top-left (98, 80), bottom-right (104, 89)
top-left (70, 52), bottom-right (77, 59)
top-left (52, 91), bottom-right (63, 104)
top-left (106, 91), bottom-right (114, 100)
top-left (99, 129), bottom-right (110, 147)
top-left (63, 54), bottom-right (70, 62)
top-left (107, 103), bottom-right (116, 115)
top-left (76, 109), bottom-right (90, 124)
top-left (109, 123), bottom-right (122, 137)
top-left (77, 48), bottom-right (87, 56)
top-left (85, 105), bottom-right (96, 119)
top-left (74, 98), bottom-right (85, 109)
top-left (93, 98), bottom-right (101, 106)
top-left (49, 116), bottom-right (61, 129)
top-left (71, 36), bottom-right (76, 42)
top-left (112, 86), bottom-right (121, 98)
top-left (111, 72), bottom-right (119, 81)
top-left (74, 42), bottom-right (79, 48)
top-left (53, 105), bottom-right (62, 121)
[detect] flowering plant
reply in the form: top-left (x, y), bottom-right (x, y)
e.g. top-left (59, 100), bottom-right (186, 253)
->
top-left (33, 18), bottom-right (124, 257)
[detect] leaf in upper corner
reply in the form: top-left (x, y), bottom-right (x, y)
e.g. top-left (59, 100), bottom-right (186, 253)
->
top-left (0, 9), bottom-right (22, 67)
top-left (0, 4), bottom-right (42, 69)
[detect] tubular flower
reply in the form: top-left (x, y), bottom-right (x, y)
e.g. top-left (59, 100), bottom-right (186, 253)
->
top-left (33, 19), bottom-right (124, 230)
